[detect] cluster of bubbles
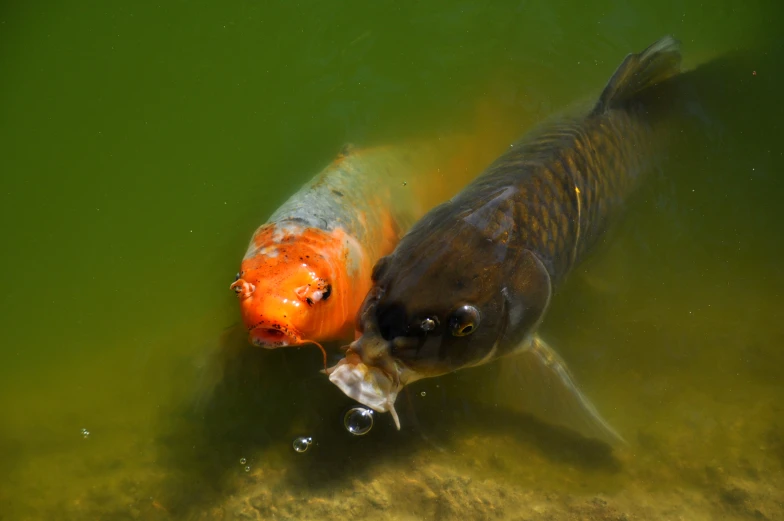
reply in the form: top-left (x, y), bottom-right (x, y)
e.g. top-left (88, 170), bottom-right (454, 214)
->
top-left (287, 407), bottom-right (377, 455)
top-left (238, 457), bottom-right (250, 472)
top-left (292, 436), bottom-right (313, 453)
top-left (343, 407), bottom-right (374, 436)
top-left (80, 428), bottom-right (90, 439)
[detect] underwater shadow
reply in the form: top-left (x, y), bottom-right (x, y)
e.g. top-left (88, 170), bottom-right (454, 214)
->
top-left (152, 321), bottom-right (621, 512)
top-left (409, 366), bottom-right (621, 469)
top-left (274, 363), bottom-right (621, 497)
top-left (151, 324), bottom-right (368, 517)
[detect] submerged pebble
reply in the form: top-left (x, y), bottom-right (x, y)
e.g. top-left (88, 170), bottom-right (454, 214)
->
top-left (292, 436), bottom-right (313, 453)
top-left (344, 407), bottom-right (374, 436)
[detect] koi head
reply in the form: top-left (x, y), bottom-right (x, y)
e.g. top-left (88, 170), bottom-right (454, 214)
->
top-left (230, 224), bottom-right (362, 349)
top-left (231, 268), bottom-right (333, 347)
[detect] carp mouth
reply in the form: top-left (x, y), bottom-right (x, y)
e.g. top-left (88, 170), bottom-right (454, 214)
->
top-left (248, 325), bottom-right (303, 348)
top-left (326, 348), bottom-right (404, 430)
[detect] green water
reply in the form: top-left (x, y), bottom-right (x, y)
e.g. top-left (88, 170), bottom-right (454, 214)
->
top-left (1, 1), bottom-right (783, 520)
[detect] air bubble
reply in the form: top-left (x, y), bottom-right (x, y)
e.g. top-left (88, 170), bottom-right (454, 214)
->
top-left (80, 428), bottom-right (90, 439)
top-left (420, 391), bottom-right (426, 397)
top-left (292, 436), bottom-right (313, 453)
top-left (239, 457), bottom-right (247, 465)
top-left (344, 407), bottom-right (374, 436)
top-left (244, 466), bottom-right (251, 472)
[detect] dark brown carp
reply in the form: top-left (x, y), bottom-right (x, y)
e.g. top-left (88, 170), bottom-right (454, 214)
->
top-left (326, 36), bottom-right (695, 444)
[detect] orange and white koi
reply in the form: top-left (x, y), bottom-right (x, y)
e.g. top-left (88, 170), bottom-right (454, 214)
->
top-left (230, 103), bottom-right (524, 364)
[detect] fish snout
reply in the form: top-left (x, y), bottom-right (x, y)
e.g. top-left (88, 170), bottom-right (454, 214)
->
top-left (248, 322), bottom-right (303, 348)
top-left (327, 335), bottom-right (403, 430)
top-left (348, 334), bottom-right (392, 365)
top-left (234, 281), bottom-right (313, 347)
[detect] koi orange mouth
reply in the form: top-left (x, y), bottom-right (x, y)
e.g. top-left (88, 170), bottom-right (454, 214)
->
top-left (248, 326), bottom-right (303, 348)
top-left (249, 326), bottom-right (328, 370)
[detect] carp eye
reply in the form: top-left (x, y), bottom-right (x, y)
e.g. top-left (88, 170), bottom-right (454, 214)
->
top-left (449, 305), bottom-right (480, 336)
top-left (322, 284), bottom-right (332, 301)
top-left (234, 272), bottom-right (241, 282)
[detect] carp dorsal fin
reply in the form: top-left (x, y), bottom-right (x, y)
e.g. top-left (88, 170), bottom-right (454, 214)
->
top-left (592, 35), bottom-right (682, 115)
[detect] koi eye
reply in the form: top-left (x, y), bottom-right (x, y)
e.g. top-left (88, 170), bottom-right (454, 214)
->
top-left (449, 305), bottom-right (480, 336)
top-left (307, 281), bottom-right (332, 303)
top-left (234, 272), bottom-right (241, 282)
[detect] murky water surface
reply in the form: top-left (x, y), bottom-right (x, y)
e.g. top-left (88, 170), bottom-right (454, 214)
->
top-left (1, 1), bottom-right (782, 519)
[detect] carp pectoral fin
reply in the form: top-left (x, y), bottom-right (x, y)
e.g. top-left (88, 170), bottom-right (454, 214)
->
top-left (503, 335), bottom-right (625, 447)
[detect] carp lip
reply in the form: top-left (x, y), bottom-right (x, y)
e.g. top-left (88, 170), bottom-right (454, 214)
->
top-left (326, 350), bottom-right (403, 430)
top-left (248, 325), bottom-right (302, 348)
